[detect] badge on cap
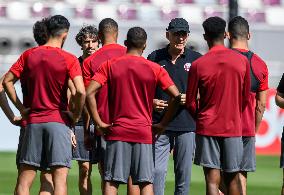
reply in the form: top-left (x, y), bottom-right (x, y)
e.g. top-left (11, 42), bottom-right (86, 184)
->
top-left (184, 63), bottom-right (191, 71)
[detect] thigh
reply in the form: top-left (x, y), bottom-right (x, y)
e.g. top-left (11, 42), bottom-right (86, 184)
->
top-left (194, 135), bottom-right (221, 169)
top-left (104, 141), bottom-right (132, 184)
top-left (20, 124), bottom-right (44, 168)
top-left (240, 136), bottom-right (256, 172)
top-left (73, 125), bottom-right (91, 162)
top-left (173, 132), bottom-right (195, 162)
top-left (44, 122), bottom-right (72, 168)
top-left (222, 137), bottom-right (243, 173)
top-left (154, 133), bottom-right (171, 168)
top-left (131, 143), bottom-right (154, 184)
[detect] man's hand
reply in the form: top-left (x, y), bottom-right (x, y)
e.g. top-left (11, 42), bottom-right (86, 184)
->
top-left (152, 123), bottom-right (166, 136)
top-left (153, 99), bottom-right (168, 112)
top-left (70, 130), bottom-right (77, 149)
top-left (62, 111), bottom-right (80, 126)
top-left (11, 116), bottom-right (22, 126)
top-left (180, 93), bottom-right (186, 105)
top-left (20, 108), bottom-right (30, 120)
top-left (96, 122), bottom-right (111, 135)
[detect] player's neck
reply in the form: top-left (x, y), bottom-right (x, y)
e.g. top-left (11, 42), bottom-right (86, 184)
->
top-left (208, 40), bottom-right (224, 49)
top-left (126, 48), bottom-right (143, 56)
top-left (231, 40), bottom-right (249, 50)
top-left (45, 38), bottom-right (63, 49)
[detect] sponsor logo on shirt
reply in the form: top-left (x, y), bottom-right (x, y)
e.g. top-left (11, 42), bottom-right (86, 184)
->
top-left (161, 65), bottom-right (166, 68)
top-left (184, 63), bottom-right (191, 71)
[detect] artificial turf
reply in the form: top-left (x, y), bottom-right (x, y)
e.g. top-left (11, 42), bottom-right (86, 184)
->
top-left (0, 152), bottom-right (281, 195)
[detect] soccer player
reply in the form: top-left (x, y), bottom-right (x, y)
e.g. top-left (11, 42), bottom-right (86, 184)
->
top-left (73, 25), bottom-right (99, 195)
top-left (186, 17), bottom-right (251, 195)
top-left (275, 74), bottom-right (284, 195)
top-left (3, 15), bottom-right (85, 195)
top-left (227, 16), bottom-right (268, 195)
top-left (147, 17), bottom-right (201, 195)
top-left (86, 26), bottom-right (180, 195)
top-left (82, 18), bottom-right (140, 195)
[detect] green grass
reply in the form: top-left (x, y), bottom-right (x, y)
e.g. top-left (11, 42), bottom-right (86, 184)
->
top-left (0, 152), bottom-right (281, 195)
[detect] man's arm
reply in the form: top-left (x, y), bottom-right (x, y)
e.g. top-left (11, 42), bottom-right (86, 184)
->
top-left (255, 90), bottom-right (267, 132)
top-left (242, 60), bottom-right (251, 111)
top-left (3, 72), bottom-right (27, 117)
top-left (276, 92), bottom-right (284, 109)
top-left (71, 76), bottom-right (86, 124)
top-left (86, 80), bottom-right (110, 134)
top-left (0, 75), bottom-right (21, 125)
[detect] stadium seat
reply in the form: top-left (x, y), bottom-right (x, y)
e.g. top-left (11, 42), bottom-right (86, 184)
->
top-left (152, 0), bottom-right (175, 6)
top-left (0, 6), bottom-right (6, 18)
top-left (160, 6), bottom-right (179, 21)
top-left (137, 5), bottom-right (160, 21)
top-left (217, 0), bottom-right (228, 5)
top-left (195, 0), bottom-right (217, 5)
top-left (179, 5), bottom-right (203, 24)
top-left (117, 5), bottom-right (137, 20)
top-left (262, 0), bottom-right (281, 5)
top-left (93, 4), bottom-right (117, 20)
top-left (74, 6), bottom-right (93, 19)
top-left (30, 2), bottom-right (50, 17)
top-left (6, 1), bottom-right (31, 20)
top-left (203, 6), bottom-right (225, 19)
top-left (239, 0), bottom-right (263, 9)
top-left (265, 7), bottom-right (284, 25)
top-left (245, 10), bottom-right (266, 23)
top-left (176, 0), bottom-right (194, 4)
top-left (132, 0), bottom-right (152, 3)
top-left (50, 2), bottom-right (74, 19)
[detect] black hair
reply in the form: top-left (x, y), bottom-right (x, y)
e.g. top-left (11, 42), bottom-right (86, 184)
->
top-left (98, 18), bottom-right (118, 34)
top-left (75, 25), bottom-right (98, 46)
top-left (126, 27), bottom-right (147, 49)
top-left (46, 15), bottom-right (70, 37)
top-left (33, 17), bottom-right (49, 46)
top-left (228, 16), bottom-right (249, 39)
top-left (202, 16), bottom-right (226, 40)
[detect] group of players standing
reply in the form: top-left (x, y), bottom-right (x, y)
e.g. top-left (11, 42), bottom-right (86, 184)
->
top-left (0, 12), bottom-right (275, 195)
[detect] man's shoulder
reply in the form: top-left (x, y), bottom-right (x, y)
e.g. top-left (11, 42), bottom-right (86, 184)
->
top-left (185, 47), bottom-right (202, 59)
top-left (147, 47), bottom-right (168, 62)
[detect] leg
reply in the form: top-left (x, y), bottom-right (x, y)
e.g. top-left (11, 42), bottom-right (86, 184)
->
top-left (153, 134), bottom-right (171, 195)
top-left (51, 166), bottom-right (69, 195)
top-left (218, 172), bottom-right (227, 195)
top-left (98, 161), bottom-right (105, 194)
top-left (203, 167), bottom-right (221, 195)
top-left (282, 169), bottom-right (284, 195)
top-left (127, 176), bottom-right (140, 195)
top-left (78, 161), bottom-right (92, 195)
top-left (223, 172), bottom-right (242, 195)
top-left (15, 164), bottom-right (37, 195)
top-left (139, 182), bottom-right (154, 195)
top-left (239, 172), bottom-right (247, 195)
top-left (104, 181), bottom-right (119, 195)
top-left (39, 171), bottom-right (54, 195)
top-left (173, 132), bottom-right (195, 195)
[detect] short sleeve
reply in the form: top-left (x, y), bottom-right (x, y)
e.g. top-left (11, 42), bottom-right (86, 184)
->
top-left (9, 53), bottom-right (26, 78)
top-left (91, 60), bottom-right (109, 86)
top-left (147, 51), bottom-right (156, 62)
top-left (82, 58), bottom-right (93, 87)
top-left (277, 73), bottom-right (284, 94)
top-left (67, 57), bottom-right (82, 79)
top-left (156, 66), bottom-right (174, 90)
top-left (257, 60), bottom-right (269, 91)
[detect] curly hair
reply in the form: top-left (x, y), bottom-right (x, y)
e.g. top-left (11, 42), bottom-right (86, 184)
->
top-left (33, 17), bottom-right (49, 46)
top-left (75, 25), bottom-right (98, 46)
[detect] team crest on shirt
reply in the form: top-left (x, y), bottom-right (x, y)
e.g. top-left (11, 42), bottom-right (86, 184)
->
top-left (184, 63), bottom-right (191, 71)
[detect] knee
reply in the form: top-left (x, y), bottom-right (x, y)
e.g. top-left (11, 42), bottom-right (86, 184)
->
top-left (79, 163), bottom-right (91, 179)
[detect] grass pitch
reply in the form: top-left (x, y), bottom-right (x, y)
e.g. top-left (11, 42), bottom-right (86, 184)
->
top-left (0, 152), bottom-right (281, 195)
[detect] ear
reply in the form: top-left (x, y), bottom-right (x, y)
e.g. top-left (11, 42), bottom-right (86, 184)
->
top-left (142, 43), bottom-right (146, 51)
top-left (166, 31), bottom-right (169, 40)
top-left (124, 40), bottom-right (128, 47)
top-left (247, 32), bottom-right (251, 40)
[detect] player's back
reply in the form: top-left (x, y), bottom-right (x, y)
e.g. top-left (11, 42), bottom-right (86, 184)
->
top-left (24, 46), bottom-right (80, 124)
top-left (194, 45), bottom-right (249, 136)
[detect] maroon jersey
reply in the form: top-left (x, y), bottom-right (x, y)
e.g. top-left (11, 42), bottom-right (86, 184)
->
top-left (93, 55), bottom-right (174, 144)
top-left (9, 46), bottom-right (82, 125)
top-left (186, 45), bottom-right (251, 137)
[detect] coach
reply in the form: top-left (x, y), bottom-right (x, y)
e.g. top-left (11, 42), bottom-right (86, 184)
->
top-left (147, 18), bottom-right (201, 195)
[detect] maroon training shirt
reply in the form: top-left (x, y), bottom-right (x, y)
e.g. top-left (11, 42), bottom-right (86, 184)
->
top-left (9, 46), bottom-right (82, 125)
top-left (235, 49), bottom-right (269, 136)
top-left (186, 45), bottom-right (251, 137)
top-left (92, 55), bottom-right (174, 144)
top-left (82, 44), bottom-right (126, 124)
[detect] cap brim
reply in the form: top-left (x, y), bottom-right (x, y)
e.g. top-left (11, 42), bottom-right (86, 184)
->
top-left (167, 28), bottom-right (190, 33)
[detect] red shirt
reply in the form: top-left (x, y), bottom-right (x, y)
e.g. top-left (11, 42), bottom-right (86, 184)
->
top-left (235, 49), bottom-right (269, 136)
top-left (92, 55), bottom-right (174, 144)
top-left (186, 45), bottom-right (251, 137)
top-left (9, 46), bottom-right (82, 125)
top-left (82, 44), bottom-right (126, 123)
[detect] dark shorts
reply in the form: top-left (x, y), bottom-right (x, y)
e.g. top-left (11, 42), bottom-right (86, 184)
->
top-left (240, 136), bottom-right (256, 172)
top-left (104, 140), bottom-right (154, 184)
top-left (93, 135), bottom-right (106, 164)
top-left (72, 125), bottom-right (96, 162)
top-left (20, 122), bottom-right (73, 169)
top-left (16, 128), bottom-right (25, 169)
top-left (194, 134), bottom-right (243, 173)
